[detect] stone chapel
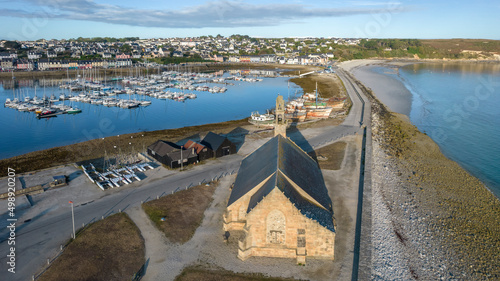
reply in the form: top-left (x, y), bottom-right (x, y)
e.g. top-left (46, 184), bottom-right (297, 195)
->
top-left (223, 95), bottom-right (335, 264)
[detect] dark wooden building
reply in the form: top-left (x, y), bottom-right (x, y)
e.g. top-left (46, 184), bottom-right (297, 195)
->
top-left (201, 132), bottom-right (237, 158)
top-left (147, 140), bottom-right (198, 169)
top-left (184, 140), bottom-right (212, 161)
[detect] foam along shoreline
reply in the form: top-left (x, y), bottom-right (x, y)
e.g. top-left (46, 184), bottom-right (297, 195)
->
top-left (339, 59), bottom-right (414, 116)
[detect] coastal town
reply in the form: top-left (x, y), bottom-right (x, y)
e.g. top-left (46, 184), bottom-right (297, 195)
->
top-left (0, 36), bottom-right (351, 71)
top-left (2, 36), bottom-right (499, 73)
top-left (1, 38), bottom-right (500, 281)
top-left (1, 0), bottom-right (500, 280)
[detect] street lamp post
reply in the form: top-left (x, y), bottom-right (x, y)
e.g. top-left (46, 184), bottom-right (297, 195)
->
top-left (180, 145), bottom-right (183, 171)
top-left (69, 201), bottom-right (75, 239)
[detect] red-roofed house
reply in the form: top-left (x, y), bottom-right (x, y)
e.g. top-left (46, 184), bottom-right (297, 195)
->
top-left (116, 53), bottom-right (131, 59)
top-left (184, 140), bottom-right (212, 161)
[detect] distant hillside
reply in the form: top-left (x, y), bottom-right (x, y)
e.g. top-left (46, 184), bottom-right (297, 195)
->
top-left (421, 39), bottom-right (500, 54)
top-left (335, 38), bottom-right (500, 61)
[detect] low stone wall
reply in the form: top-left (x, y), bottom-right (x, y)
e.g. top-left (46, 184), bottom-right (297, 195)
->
top-left (0, 184), bottom-right (43, 199)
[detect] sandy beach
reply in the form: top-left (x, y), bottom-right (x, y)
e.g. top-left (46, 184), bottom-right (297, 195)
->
top-left (339, 59), bottom-right (414, 116)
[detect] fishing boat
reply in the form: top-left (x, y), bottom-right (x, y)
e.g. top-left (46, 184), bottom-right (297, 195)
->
top-left (249, 111), bottom-right (276, 127)
top-left (305, 107), bottom-right (333, 119)
top-left (286, 107), bottom-right (307, 122)
top-left (286, 83), bottom-right (333, 121)
top-left (251, 111), bottom-right (275, 122)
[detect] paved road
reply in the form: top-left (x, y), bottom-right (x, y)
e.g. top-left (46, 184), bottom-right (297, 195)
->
top-left (0, 155), bottom-right (242, 281)
top-left (0, 70), bottom-right (369, 281)
top-left (336, 68), bottom-right (373, 281)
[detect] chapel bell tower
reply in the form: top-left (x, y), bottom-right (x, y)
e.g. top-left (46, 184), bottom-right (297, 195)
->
top-left (274, 95), bottom-right (287, 137)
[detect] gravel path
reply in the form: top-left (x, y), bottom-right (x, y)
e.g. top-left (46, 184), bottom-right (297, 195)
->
top-left (125, 206), bottom-right (171, 280)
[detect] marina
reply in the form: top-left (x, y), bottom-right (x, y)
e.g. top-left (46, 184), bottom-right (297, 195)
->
top-left (0, 69), bottom-right (298, 160)
top-left (3, 70), bottom-right (253, 116)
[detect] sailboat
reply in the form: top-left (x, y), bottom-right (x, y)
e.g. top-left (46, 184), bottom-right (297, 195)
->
top-left (304, 83), bottom-right (333, 119)
top-left (66, 107), bottom-right (82, 114)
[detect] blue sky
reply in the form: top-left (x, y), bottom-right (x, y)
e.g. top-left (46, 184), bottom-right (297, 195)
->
top-left (0, 0), bottom-right (498, 40)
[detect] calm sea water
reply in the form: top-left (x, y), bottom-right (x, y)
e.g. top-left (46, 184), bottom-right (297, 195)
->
top-left (0, 72), bottom-right (298, 160)
top-left (391, 63), bottom-right (500, 198)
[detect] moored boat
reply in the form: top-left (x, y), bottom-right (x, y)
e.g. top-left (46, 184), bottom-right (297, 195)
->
top-left (66, 107), bottom-right (82, 114)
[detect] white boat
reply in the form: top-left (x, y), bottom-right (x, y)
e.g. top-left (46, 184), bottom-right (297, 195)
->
top-left (17, 104), bottom-right (30, 111)
top-left (186, 93), bottom-right (197, 99)
top-left (251, 111), bottom-right (275, 122)
top-left (49, 95), bottom-right (59, 102)
top-left (27, 105), bottom-right (40, 112)
top-left (66, 107), bottom-right (82, 114)
top-left (102, 98), bottom-right (115, 106)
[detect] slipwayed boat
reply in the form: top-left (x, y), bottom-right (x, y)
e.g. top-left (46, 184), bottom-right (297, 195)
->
top-left (249, 111), bottom-right (276, 127)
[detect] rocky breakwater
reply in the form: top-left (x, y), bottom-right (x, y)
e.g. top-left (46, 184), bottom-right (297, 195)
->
top-left (361, 81), bottom-right (500, 279)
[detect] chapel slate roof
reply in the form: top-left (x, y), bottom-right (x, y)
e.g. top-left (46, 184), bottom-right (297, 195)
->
top-left (201, 132), bottom-right (226, 151)
top-left (228, 135), bottom-right (334, 232)
top-left (228, 136), bottom-right (279, 206)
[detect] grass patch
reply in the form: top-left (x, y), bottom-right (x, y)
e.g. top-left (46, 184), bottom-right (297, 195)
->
top-left (310, 141), bottom-right (347, 170)
top-left (38, 213), bottom-right (145, 281)
top-left (289, 73), bottom-right (342, 99)
top-left (199, 63), bottom-right (320, 74)
top-left (142, 183), bottom-right (217, 244)
top-left (175, 266), bottom-right (301, 281)
top-left (0, 118), bottom-right (249, 175)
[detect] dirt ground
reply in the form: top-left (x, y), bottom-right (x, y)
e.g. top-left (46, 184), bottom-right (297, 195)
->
top-left (38, 212), bottom-right (145, 281)
top-left (175, 266), bottom-right (300, 281)
top-left (311, 141), bottom-right (347, 170)
top-left (142, 183), bottom-right (217, 244)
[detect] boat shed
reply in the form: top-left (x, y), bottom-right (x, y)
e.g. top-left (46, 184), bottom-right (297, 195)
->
top-left (147, 140), bottom-right (198, 169)
top-left (200, 132), bottom-right (237, 158)
top-left (184, 140), bottom-right (213, 161)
